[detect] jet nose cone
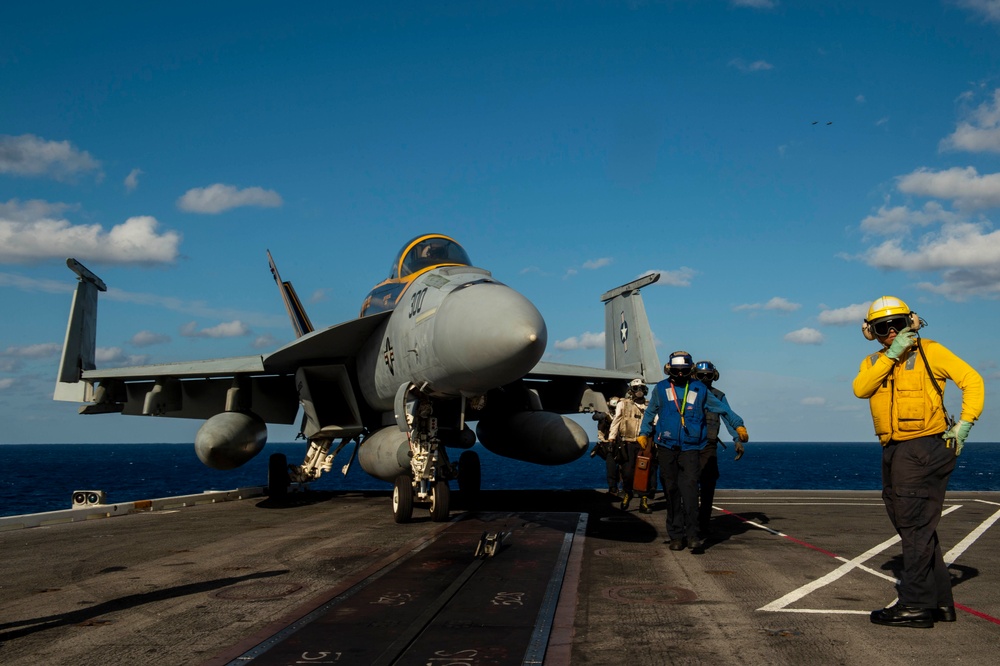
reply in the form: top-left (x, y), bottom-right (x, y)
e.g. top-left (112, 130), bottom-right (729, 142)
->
top-left (432, 282), bottom-right (547, 394)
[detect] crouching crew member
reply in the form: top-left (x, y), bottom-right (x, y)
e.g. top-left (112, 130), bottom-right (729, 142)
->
top-left (640, 351), bottom-right (748, 551)
top-left (610, 378), bottom-right (655, 513)
top-left (853, 296), bottom-right (984, 629)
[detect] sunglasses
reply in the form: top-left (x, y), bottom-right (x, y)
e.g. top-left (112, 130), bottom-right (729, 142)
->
top-left (870, 316), bottom-right (909, 337)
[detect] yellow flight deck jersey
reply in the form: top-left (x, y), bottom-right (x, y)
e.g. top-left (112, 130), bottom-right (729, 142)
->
top-left (853, 338), bottom-right (985, 445)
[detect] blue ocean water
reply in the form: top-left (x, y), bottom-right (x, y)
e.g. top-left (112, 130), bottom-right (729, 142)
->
top-left (1, 441), bottom-right (998, 518)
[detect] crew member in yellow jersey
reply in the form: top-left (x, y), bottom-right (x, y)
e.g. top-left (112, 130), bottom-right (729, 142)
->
top-left (853, 296), bottom-right (984, 629)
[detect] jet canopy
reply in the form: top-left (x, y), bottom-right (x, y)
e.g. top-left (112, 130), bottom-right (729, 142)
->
top-left (393, 234), bottom-right (472, 278)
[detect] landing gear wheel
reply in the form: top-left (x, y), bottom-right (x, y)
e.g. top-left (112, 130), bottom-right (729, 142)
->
top-left (268, 453), bottom-right (289, 499)
top-left (429, 480), bottom-right (451, 522)
top-left (392, 475), bottom-right (414, 524)
top-left (457, 451), bottom-right (481, 509)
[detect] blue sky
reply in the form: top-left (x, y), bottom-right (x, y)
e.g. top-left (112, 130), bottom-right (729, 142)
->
top-left (2, 0), bottom-right (999, 446)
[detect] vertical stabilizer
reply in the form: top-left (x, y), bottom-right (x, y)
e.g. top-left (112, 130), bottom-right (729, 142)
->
top-left (268, 250), bottom-right (314, 338)
top-left (601, 273), bottom-right (662, 383)
top-left (54, 259), bottom-right (106, 402)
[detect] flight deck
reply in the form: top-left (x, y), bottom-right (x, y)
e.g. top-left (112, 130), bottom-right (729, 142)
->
top-left (1, 489), bottom-right (999, 665)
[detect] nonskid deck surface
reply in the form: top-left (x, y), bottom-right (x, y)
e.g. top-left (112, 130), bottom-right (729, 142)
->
top-left (1, 489), bottom-right (999, 665)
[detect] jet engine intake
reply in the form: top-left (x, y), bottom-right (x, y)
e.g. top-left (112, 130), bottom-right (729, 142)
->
top-left (476, 411), bottom-right (589, 465)
top-left (194, 411), bottom-right (267, 470)
top-left (358, 427), bottom-right (411, 482)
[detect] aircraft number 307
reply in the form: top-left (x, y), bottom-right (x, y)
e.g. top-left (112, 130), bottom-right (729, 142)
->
top-left (409, 288), bottom-right (428, 318)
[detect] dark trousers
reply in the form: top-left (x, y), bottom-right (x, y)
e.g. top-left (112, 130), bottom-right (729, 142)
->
top-left (658, 446), bottom-right (700, 540)
top-left (622, 441), bottom-right (656, 499)
top-left (881, 435), bottom-right (956, 608)
top-left (698, 441), bottom-right (720, 531)
top-left (604, 442), bottom-right (621, 490)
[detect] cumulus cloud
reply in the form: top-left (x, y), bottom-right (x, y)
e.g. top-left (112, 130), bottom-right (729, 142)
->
top-left (643, 268), bottom-right (696, 287)
top-left (583, 257), bottom-right (613, 270)
top-left (940, 88), bottom-right (1000, 153)
top-left (177, 184), bottom-right (283, 214)
top-left (860, 201), bottom-right (962, 236)
top-left (0, 199), bottom-right (181, 265)
top-left (784, 327), bottom-right (824, 344)
top-left (0, 134), bottom-right (102, 181)
top-left (252, 333), bottom-right (278, 350)
top-left (124, 168), bottom-right (143, 192)
top-left (817, 302), bottom-right (871, 326)
top-left (180, 320), bottom-right (251, 338)
top-left (2, 342), bottom-right (61, 358)
top-left (801, 396), bottom-right (827, 406)
top-left (0, 378), bottom-right (14, 390)
top-left (734, 296), bottom-right (801, 312)
top-left (129, 330), bottom-right (171, 347)
top-left (728, 58), bottom-right (774, 73)
top-left (554, 331), bottom-right (605, 351)
top-left (96, 346), bottom-right (149, 367)
top-left (863, 221), bottom-right (1000, 272)
top-left (897, 167), bottom-right (1000, 210)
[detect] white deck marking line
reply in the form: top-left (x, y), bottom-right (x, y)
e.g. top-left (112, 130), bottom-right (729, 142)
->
top-left (755, 504), bottom-right (965, 613)
top-left (945, 505), bottom-right (1000, 565)
top-left (974, 499), bottom-right (1000, 507)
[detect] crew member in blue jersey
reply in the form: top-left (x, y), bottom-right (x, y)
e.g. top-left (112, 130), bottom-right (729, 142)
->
top-left (639, 351), bottom-right (748, 551)
top-left (693, 360), bottom-right (746, 536)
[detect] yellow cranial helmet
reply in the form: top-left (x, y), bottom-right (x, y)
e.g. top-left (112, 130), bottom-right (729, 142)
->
top-left (863, 295), bottom-right (920, 340)
top-left (867, 296), bottom-right (910, 322)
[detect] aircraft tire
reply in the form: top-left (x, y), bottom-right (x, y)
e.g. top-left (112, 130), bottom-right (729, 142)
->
top-left (457, 450), bottom-right (481, 508)
top-left (430, 480), bottom-right (450, 522)
top-left (392, 475), bottom-right (414, 524)
top-left (268, 453), bottom-right (290, 499)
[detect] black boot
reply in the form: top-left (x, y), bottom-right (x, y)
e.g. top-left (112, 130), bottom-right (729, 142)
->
top-left (870, 603), bottom-right (933, 628)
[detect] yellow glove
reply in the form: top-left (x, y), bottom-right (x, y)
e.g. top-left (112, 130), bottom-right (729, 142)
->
top-left (637, 435), bottom-right (650, 450)
top-left (736, 426), bottom-right (749, 443)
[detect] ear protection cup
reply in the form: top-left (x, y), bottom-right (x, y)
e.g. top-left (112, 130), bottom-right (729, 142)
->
top-left (862, 311), bottom-right (921, 340)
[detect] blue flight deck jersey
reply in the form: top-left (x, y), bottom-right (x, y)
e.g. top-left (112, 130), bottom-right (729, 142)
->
top-left (639, 378), bottom-right (745, 451)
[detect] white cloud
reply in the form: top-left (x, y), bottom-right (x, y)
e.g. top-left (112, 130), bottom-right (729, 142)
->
top-left (96, 347), bottom-right (149, 367)
top-left (2, 343), bottom-right (61, 358)
top-left (940, 88), bottom-right (1000, 153)
top-left (554, 331), bottom-right (605, 351)
top-left (784, 328), bottom-right (824, 345)
top-left (954, 1), bottom-right (1000, 25)
top-left (0, 134), bottom-right (102, 181)
top-left (124, 168), bottom-right (143, 192)
top-left (177, 184), bottom-right (283, 214)
top-left (644, 267), bottom-right (696, 287)
top-left (818, 302), bottom-right (871, 326)
top-left (734, 296), bottom-right (801, 312)
top-left (860, 201), bottom-right (961, 236)
top-left (801, 396), bottom-right (827, 406)
top-left (0, 199), bottom-right (181, 265)
top-left (252, 333), bottom-right (278, 349)
top-left (129, 330), bottom-right (171, 347)
top-left (897, 167), bottom-right (1000, 210)
top-left (728, 58), bottom-right (774, 73)
top-left (863, 221), bottom-right (1000, 272)
top-left (180, 320), bottom-right (251, 338)
top-left (0, 378), bottom-right (14, 390)
top-left (583, 257), bottom-right (613, 270)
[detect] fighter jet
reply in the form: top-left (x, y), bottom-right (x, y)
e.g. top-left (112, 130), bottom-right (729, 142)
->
top-left (54, 234), bottom-right (661, 523)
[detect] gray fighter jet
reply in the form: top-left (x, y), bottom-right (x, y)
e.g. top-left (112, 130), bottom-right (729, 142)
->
top-left (54, 234), bottom-right (661, 523)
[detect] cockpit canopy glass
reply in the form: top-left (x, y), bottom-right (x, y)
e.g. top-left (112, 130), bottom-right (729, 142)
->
top-left (394, 235), bottom-right (472, 278)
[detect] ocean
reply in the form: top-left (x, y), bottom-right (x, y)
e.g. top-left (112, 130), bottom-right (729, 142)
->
top-left (2, 441), bottom-right (998, 518)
